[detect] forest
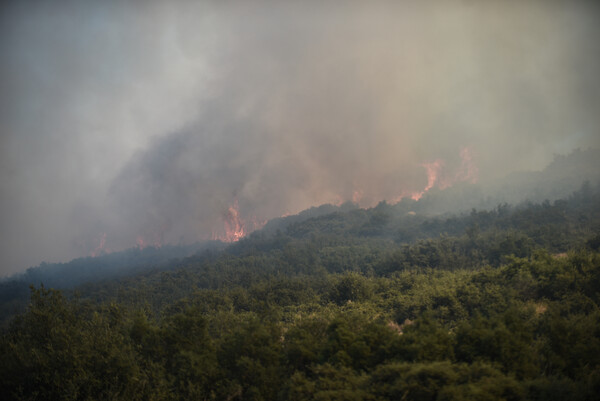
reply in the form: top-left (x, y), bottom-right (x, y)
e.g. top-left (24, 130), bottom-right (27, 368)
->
top-left (1, 182), bottom-right (599, 400)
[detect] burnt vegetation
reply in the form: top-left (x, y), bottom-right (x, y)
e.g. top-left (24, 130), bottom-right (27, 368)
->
top-left (1, 182), bottom-right (600, 400)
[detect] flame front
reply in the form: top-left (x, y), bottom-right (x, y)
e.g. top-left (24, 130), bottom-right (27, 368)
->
top-left (408, 147), bottom-right (478, 201)
top-left (212, 200), bottom-right (266, 243)
top-left (352, 147), bottom-right (479, 206)
top-left (410, 159), bottom-right (445, 200)
top-left (223, 201), bottom-right (245, 242)
top-left (214, 148), bottom-right (477, 240)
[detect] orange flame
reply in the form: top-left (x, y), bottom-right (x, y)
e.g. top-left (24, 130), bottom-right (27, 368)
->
top-left (223, 201), bottom-right (245, 242)
top-left (392, 147), bottom-right (478, 203)
top-left (212, 200), bottom-right (266, 242)
top-left (213, 148), bottom-right (477, 241)
top-left (410, 159), bottom-right (445, 200)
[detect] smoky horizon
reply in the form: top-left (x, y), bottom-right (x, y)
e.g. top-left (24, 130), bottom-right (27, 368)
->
top-left (1, 0), bottom-right (599, 276)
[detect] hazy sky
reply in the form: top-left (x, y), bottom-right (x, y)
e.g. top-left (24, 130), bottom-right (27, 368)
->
top-left (1, 0), bottom-right (599, 276)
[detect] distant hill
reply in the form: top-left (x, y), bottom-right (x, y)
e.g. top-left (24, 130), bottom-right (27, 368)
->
top-left (1, 167), bottom-right (599, 399)
top-left (2, 241), bottom-right (225, 289)
top-left (1, 148), bottom-right (598, 326)
top-left (483, 147), bottom-right (600, 205)
top-left (388, 148), bottom-right (600, 216)
top-left (0, 241), bottom-right (226, 326)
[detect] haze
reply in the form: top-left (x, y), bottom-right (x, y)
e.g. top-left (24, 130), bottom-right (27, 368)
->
top-left (1, 0), bottom-right (599, 276)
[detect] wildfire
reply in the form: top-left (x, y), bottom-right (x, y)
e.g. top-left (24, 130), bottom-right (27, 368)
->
top-left (409, 146), bottom-right (478, 201)
top-left (212, 200), bottom-right (266, 243)
top-left (360, 147), bottom-right (479, 204)
top-left (409, 159), bottom-right (445, 200)
top-left (223, 201), bottom-right (245, 242)
top-left (191, 148), bottom-right (479, 245)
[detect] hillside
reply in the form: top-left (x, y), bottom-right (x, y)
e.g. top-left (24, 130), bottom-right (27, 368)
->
top-left (1, 181), bottom-right (599, 400)
top-left (3, 1), bottom-right (599, 399)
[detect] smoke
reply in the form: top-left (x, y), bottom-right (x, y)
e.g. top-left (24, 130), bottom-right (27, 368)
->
top-left (1, 0), bottom-right (599, 275)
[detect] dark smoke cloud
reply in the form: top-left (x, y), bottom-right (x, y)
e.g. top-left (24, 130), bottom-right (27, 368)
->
top-left (1, 0), bottom-right (599, 275)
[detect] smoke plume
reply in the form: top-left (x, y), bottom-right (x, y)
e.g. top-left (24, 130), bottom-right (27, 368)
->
top-left (1, 0), bottom-right (599, 275)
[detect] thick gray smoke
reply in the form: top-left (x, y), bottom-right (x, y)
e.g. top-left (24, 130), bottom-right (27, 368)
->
top-left (1, 0), bottom-right (599, 275)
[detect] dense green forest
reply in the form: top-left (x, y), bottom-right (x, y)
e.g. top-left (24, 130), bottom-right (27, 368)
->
top-left (1, 182), bottom-right (599, 400)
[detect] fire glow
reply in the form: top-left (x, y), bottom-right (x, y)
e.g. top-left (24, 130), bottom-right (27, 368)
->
top-left (410, 159), bottom-right (445, 201)
top-left (91, 148), bottom-right (479, 251)
top-left (393, 147), bottom-right (475, 201)
top-left (212, 148), bottom-right (478, 242)
top-left (212, 200), bottom-right (266, 243)
top-left (389, 147), bottom-right (478, 204)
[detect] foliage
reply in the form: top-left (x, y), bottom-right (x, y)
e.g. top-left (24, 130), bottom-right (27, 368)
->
top-left (1, 185), bottom-right (600, 399)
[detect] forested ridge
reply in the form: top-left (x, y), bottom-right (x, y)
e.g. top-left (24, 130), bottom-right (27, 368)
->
top-left (1, 183), bottom-right (599, 400)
